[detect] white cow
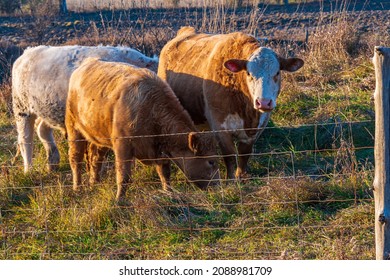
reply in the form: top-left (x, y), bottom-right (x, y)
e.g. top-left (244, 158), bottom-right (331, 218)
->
top-left (12, 45), bottom-right (158, 172)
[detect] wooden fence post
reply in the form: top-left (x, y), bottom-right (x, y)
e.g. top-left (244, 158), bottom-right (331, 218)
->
top-left (373, 46), bottom-right (390, 260)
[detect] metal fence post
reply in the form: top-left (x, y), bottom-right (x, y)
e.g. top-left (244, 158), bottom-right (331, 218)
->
top-left (373, 46), bottom-right (390, 260)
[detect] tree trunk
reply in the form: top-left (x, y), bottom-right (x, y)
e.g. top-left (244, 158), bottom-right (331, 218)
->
top-left (59, 0), bottom-right (67, 14)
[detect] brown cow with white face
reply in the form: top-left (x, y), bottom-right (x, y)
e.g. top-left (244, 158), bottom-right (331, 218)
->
top-left (66, 59), bottom-right (220, 201)
top-left (158, 27), bottom-right (304, 180)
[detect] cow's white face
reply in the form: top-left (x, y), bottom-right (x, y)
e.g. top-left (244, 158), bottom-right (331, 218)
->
top-left (224, 47), bottom-right (304, 112)
top-left (246, 48), bottom-right (281, 112)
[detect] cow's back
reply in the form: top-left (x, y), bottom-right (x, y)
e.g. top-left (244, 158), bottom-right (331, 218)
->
top-left (158, 27), bottom-right (259, 124)
top-left (67, 59), bottom-right (195, 160)
top-left (12, 45), bottom-right (158, 129)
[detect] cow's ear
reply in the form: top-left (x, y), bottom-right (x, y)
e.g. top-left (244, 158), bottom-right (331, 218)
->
top-left (279, 57), bottom-right (304, 72)
top-left (224, 59), bottom-right (247, 73)
top-left (188, 132), bottom-right (199, 154)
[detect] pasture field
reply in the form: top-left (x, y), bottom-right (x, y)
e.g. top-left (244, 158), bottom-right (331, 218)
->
top-left (0, 0), bottom-right (389, 259)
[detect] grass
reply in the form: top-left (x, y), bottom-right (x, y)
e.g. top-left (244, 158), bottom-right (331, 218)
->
top-left (0, 1), bottom-right (388, 259)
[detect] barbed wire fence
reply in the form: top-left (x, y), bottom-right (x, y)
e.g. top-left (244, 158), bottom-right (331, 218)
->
top-left (0, 119), bottom-right (375, 259)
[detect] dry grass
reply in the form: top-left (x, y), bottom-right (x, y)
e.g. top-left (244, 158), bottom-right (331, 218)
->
top-left (65, 0), bottom-right (308, 11)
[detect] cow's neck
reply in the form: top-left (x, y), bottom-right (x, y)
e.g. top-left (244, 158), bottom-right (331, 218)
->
top-left (154, 103), bottom-right (194, 157)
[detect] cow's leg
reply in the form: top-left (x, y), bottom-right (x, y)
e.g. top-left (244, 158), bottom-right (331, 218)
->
top-left (113, 140), bottom-right (134, 201)
top-left (236, 141), bottom-right (254, 179)
top-left (87, 143), bottom-right (108, 185)
top-left (36, 119), bottom-right (60, 172)
top-left (68, 129), bottom-right (87, 192)
top-left (15, 114), bottom-right (36, 173)
top-left (216, 132), bottom-right (237, 180)
top-left (156, 161), bottom-right (171, 191)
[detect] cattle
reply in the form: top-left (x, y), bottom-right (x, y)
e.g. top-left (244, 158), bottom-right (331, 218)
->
top-left (66, 58), bottom-right (220, 200)
top-left (158, 26), bottom-right (304, 180)
top-left (12, 45), bottom-right (158, 172)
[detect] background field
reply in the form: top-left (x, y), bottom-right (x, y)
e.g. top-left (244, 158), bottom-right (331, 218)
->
top-left (0, 0), bottom-right (389, 259)
top-left (66, 0), bottom-right (319, 10)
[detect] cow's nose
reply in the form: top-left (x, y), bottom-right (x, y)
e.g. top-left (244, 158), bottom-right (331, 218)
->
top-left (255, 98), bottom-right (273, 111)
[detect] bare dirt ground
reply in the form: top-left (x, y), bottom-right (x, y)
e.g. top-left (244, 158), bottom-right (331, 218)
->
top-left (0, 0), bottom-right (389, 47)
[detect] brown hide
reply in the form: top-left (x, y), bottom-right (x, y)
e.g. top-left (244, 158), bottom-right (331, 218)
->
top-left (66, 59), bottom-right (219, 200)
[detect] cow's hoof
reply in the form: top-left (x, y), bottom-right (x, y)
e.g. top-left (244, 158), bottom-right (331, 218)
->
top-left (47, 163), bottom-right (59, 172)
top-left (116, 197), bottom-right (131, 207)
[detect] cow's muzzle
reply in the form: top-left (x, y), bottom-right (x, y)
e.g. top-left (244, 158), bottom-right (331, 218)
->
top-left (255, 98), bottom-right (274, 112)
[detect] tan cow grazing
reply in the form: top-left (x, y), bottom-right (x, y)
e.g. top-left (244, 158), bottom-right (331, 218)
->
top-left (158, 26), bottom-right (304, 180)
top-left (66, 59), bottom-right (220, 201)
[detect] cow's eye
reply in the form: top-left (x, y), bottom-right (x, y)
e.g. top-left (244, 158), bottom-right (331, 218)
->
top-left (273, 71), bottom-right (280, 82)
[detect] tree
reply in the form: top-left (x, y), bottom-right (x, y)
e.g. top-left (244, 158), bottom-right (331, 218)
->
top-left (59, 0), bottom-right (67, 14)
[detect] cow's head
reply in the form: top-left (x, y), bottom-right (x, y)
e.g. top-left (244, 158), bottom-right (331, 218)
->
top-left (172, 132), bottom-right (220, 189)
top-left (224, 47), bottom-right (304, 112)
